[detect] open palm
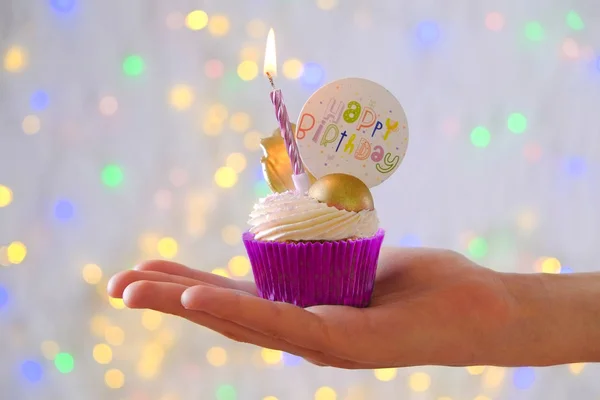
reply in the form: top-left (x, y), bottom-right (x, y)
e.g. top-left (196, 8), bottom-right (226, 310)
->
top-left (107, 247), bottom-right (515, 369)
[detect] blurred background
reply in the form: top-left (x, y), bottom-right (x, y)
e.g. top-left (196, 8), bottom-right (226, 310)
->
top-left (1, 0), bottom-right (599, 399)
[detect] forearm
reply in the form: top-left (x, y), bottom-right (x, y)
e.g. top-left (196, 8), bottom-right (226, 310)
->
top-left (496, 272), bottom-right (600, 365)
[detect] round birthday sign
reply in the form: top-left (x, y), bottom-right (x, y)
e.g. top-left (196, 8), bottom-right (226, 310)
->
top-left (295, 77), bottom-right (409, 188)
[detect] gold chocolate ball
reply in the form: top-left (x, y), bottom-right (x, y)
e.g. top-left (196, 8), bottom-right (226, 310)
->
top-left (308, 173), bottom-right (374, 212)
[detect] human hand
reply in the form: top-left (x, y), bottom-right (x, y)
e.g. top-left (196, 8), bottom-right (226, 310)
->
top-left (108, 247), bottom-right (526, 369)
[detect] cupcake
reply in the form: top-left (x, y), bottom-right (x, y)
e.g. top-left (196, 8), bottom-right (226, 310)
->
top-left (243, 173), bottom-right (384, 308)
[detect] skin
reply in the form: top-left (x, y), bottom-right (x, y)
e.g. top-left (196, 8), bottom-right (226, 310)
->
top-left (107, 247), bottom-right (600, 369)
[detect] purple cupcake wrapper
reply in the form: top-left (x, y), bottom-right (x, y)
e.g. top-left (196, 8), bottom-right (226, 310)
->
top-left (242, 229), bottom-right (385, 308)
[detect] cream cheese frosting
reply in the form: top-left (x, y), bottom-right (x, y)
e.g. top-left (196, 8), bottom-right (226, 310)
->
top-left (248, 191), bottom-right (379, 242)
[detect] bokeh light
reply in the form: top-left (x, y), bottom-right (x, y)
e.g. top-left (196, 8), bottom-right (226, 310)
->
top-left (485, 12), bottom-right (504, 31)
top-left (104, 368), bottom-right (125, 389)
top-left (50, 0), bottom-right (76, 13)
top-left (416, 21), bottom-right (440, 45)
top-left (157, 237), bottom-right (178, 259)
top-left (22, 115), bottom-right (41, 134)
top-left (229, 112), bottom-right (251, 132)
top-left (212, 268), bottom-right (231, 278)
top-left (466, 366), bottom-right (486, 375)
top-left (399, 234), bottom-right (421, 247)
top-left (7, 241), bottom-right (27, 264)
top-left (93, 344), bottom-right (113, 364)
top-left (470, 126), bottom-right (490, 147)
top-left (30, 90), bottom-right (49, 111)
top-left (109, 297), bottom-right (125, 309)
top-left (99, 96), bottom-right (118, 116)
top-left (244, 130), bottom-right (263, 151)
top-left (3, 46), bottom-right (27, 72)
top-left (565, 156), bottom-right (586, 176)
top-left (562, 38), bottom-right (579, 59)
top-left (315, 386), bottom-right (336, 400)
top-left (104, 326), bottom-right (125, 346)
top-left (0, 185), bottom-right (13, 207)
top-left (525, 22), bottom-right (544, 41)
top-left (41, 341), bottom-right (60, 360)
top-left (215, 167), bottom-right (238, 188)
top-left (208, 15), bottom-right (230, 36)
top-left (263, 397), bottom-right (278, 400)
top-left (228, 255), bottom-right (250, 277)
top-left (507, 113), bottom-right (527, 133)
top-left (0, 286), bottom-right (7, 310)
top-left (254, 180), bottom-right (271, 197)
top-left (301, 63), bottom-right (325, 89)
top-left (409, 372), bottom-right (431, 392)
top-left (282, 352), bottom-right (302, 366)
top-left (541, 257), bottom-right (561, 274)
top-left (569, 363), bottom-right (585, 375)
top-left (206, 347), bottom-right (227, 367)
top-left (468, 237), bottom-right (488, 258)
top-left (240, 46), bottom-right (260, 62)
top-left (54, 352), bottom-right (74, 374)
top-left (169, 85), bottom-right (194, 110)
top-left (82, 263), bottom-right (102, 284)
top-left (102, 164), bottom-right (124, 187)
top-left (123, 55), bottom-right (145, 76)
top-left (237, 61), bottom-right (259, 81)
top-left (216, 385), bottom-right (237, 400)
top-left (283, 59), bottom-right (304, 79)
top-left (316, 0), bottom-right (338, 11)
top-left (374, 368), bottom-right (397, 381)
top-left (566, 11), bottom-right (584, 30)
top-left (226, 153), bottom-right (247, 173)
top-left (513, 367), bottom-right (535, 389)
top-left (142, 310), bottom-right (163, 331)
top-left (155, 189), bottom-right (173, 209)
top-left (185, 10), bottom-right (208, 31)
top-left (21, 361), bottom-right (43, 383)
top-left (523, 143), bottom-right (542, 162)
top-left (246, 19), bottom-right (267, 39)
top-left (205, 59), bottom-right (225, 79)
top-left (483, 366), bottom-right (505, 388)
top-left (54, 199), bottom-right (74, 220)
top-left (560, 266), bottom-right (574, 274)
top-left (261, 348), bottom-right (282, 365)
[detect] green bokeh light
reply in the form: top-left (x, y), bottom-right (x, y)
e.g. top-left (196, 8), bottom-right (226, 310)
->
top-left (102, 164), bottom-right (124, 187)
top-left (566, 11), bottom-right (584, 31)
top-left (123, 55), bottom-right (145, 76)
top-left (470, 127), bottom-right (490, 148)
top-left (216, 385), bottom-right (237, 400)
top-left (468, 237), bottom-right (488, 259)
top-left (254, 180), bottom-right (272, 198)
top-left (525, 22), bottom-right (544, 41)
top-left (54, 353), bottom-right (74, 374)
top-left (507, 113), bottom-right (527, 134)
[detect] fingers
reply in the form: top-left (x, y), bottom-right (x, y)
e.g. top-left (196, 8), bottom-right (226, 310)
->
top-left (135, 260), bottom-right (258, 295)
top-left (108, 270), bottom-right (208, 299)
top-left (122, 280), bottom-right (361, 369)
top-left (180, 285), bottom-right (368, 361)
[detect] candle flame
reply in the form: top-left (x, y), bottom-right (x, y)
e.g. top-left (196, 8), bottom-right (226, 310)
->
top-left (264, 28), bottom-right (277, 76)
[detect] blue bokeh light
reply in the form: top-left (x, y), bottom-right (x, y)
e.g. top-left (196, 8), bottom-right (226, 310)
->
top-left (596, 56), bottom-right (600, 72)
top-left (50, 0), bottom-right (76, 13)
top-left (416, 21), bottom-right (440, 45)
top-left (513, 366), bottom-right (535, 389)
top-left (282, 352), bottom-right (302, 367)
top-left (0, 286), bottom-right (8, 310)
top-left (54, 200), bottom-right (74, 220)
top-left (21, 361), bottom-right (43, 383)
top-left (560, 266), bottom-right (573, 274)
top-left (399, 234), bottom-right (421, 247)
top-left (565, 156), bottom-right (586, 176)
top-left (30, 91), bottom-right (49, 111)
top-left (300, 62), bottom-right (325, 89)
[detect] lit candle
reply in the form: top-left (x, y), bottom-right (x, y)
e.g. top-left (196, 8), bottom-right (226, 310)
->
top-left (263, 28), bottom-right (310, 193)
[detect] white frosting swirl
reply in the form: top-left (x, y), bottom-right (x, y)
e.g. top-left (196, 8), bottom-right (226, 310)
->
top-left (248, 191), bottom-right (379, 242)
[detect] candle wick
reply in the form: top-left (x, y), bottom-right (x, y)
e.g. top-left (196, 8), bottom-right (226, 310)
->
top-left (266, 72), bottom-right (277, 90)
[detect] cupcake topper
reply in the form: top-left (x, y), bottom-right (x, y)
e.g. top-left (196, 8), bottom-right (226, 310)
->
top-left (263, 28), bottom-right (311, 193)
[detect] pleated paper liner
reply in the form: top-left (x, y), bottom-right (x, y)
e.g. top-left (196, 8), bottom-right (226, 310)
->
top-left (242, 229), bottom-right (385, 308)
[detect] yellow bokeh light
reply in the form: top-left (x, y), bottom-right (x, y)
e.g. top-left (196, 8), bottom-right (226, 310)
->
top-left (221, 225), bottom-right (241, 246)
top-left (82, 263), bottom-right (103, 284)
top-left (4, 46), bottom-right (27, 72)
top-left (438, 397), bottom-right (453, 400)
top-left (208, 103), bottom-right (229, 121)
top-left (263, 397), bottom-right (278, 400)
top-left (104, 368), bottom-right (125, 389)
top-left (240, 46), bottom-right (260, 62)
top-left (105, 326), bottom-right (125, 346)
top-left (91, 315), bottom-right (111, 336)
top-left (156, 329), bottom-right (176, 348)
top-left (212, 268), bottom-right (230, 278)
top-left (315, 386), bottom-right (337, 400)
top-left (142, 310), bottom-right (163, 331)
top-left (247, 19), bottom-right (267, 39)
top-left (226, 153), bottom-right (247, 173)
top-left (409, 372), bottom-right (431, 392)
top-left (228, 255), bottom-right (251, 277)
top-left (138, 232), bottom-right (159, 255)
top-left (185, 10), bottom-right (208, 30)
top-left (93, 343), bottom-right (113, 364)
top-left (41, 340), bottom-right (60, 360)
top-left (208, 15), bottom-right (230, 36)
top-left (474, 396), bottom-right (491, 400)
top-left (541, 257), bottom-right (561, 274)
top-left (99, 96), bottom-right (118, 116)
top-left (230, 112), bottom-right (251, 132)
top-left (283, 59), bottom-right (304, 79)
top-left (316, 0), bottom-right (339, 10)
top-left (109, 297), bottom-right (125, 309)
top-left (7, 241), bottom-right (27, 264)
top-left (157, 237), bottom-right (178, 259)
top-left (203, 120), bottom-right (223, 136)
top-left (261, 348), bottom-right (283, 365)
top-left (137, 360), bottom-right (160, 380)
top-left (206, 346), bottom-right (227, 366)
top-left (569, 362), bottom-right (585, 375)
top-left (169, 85), bottom-right (194, 110)
top-left (482, 366), bottom-right (505, 388)
top-left (237, 60), bottom-right (259, 81)
top-left (214, 167), bottom-right (238, 188)
top-left (0, 247), bottom-right (8, 267)
top-left (0, 185), bottom-right (13, 207)
top-left (374, 368), bottom-right (397, 381)
top-left (244, 130), bottom-right (263, 151)
top-left (22, 115), bottom-right (40, 135)
top-left (466, 365), bottom-right (486, 375)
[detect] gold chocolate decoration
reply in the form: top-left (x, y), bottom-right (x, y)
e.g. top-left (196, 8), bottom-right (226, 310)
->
top-left (260, 123), bottom-right (315, 193)
top-left (308, 173), bottom-right (375, 212)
